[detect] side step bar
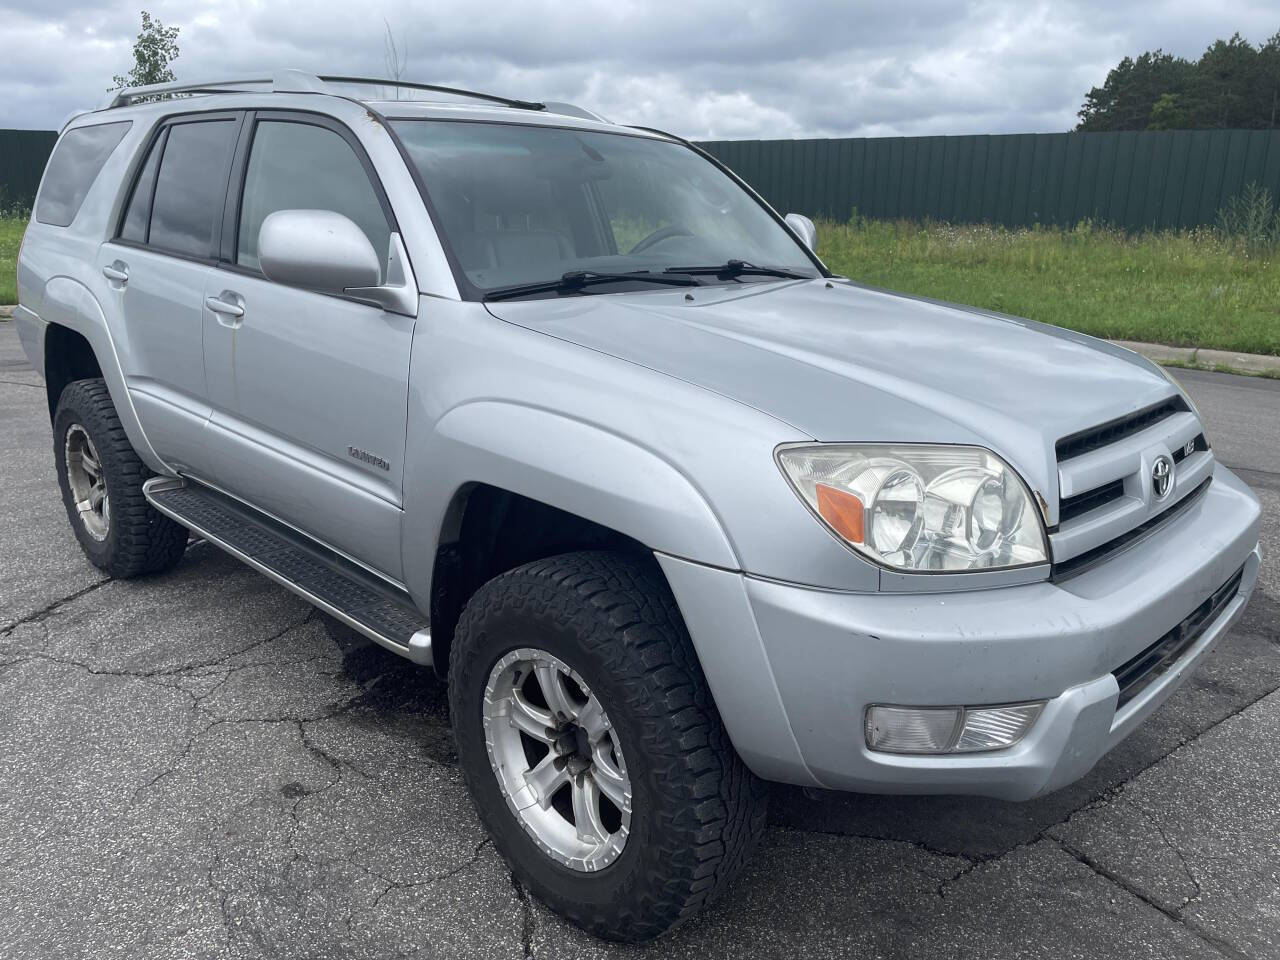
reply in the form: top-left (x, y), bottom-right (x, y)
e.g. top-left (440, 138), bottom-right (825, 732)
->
top-left (144, 477), bottom-right (431, 665)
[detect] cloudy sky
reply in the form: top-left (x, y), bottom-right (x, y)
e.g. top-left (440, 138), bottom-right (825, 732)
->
top-left (1, 1), bottom-right (1275, 138)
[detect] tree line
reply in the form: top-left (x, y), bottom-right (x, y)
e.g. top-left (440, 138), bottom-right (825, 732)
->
top-left (1078, 32), bottom-right (1280, 132)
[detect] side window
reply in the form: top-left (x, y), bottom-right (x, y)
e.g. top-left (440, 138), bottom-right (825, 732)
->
top-left (35, 121), bottom-right (132, 227)
top-left (119, 130), bottom-right (164, 243)
top-left (237, 120), bottom-right (391, 281)
top-left (148, 119), bottom-right (238, 259)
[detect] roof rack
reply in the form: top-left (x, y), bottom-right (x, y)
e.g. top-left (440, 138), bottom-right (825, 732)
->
top-left (99, 68), bottom-right (548, 113)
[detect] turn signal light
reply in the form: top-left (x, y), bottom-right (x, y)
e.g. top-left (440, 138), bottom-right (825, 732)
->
top-left (815, 482), bottom-right (864, 544)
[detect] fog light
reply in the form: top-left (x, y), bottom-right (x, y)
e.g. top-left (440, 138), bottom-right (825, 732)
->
top-left (865, 702), bottom-right (1044, 754)
top-left (864, 706), bottom-right (962, 753)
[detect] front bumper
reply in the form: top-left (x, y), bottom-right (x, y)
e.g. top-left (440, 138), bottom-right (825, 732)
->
top-left (659, 463), bottom-right (1262, 801)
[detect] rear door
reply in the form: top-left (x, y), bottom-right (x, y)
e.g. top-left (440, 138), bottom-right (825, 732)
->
top-left (201, 111), bottom-right (414, 580)
top-left (97, 112), bottom-right (242, 474)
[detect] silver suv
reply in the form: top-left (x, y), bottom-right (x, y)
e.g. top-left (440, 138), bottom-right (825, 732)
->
top-left (16, 70), bottom-right (1263, 941)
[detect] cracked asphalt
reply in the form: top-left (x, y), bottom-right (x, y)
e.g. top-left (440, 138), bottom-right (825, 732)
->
top-left (2, 322), bottom-right (1278, 959)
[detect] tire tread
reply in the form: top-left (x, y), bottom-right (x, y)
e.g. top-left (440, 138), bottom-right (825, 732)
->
top-left (450, 551), bottom-right (767, 942)
top-left (54, 378), bottom-right (187, 578)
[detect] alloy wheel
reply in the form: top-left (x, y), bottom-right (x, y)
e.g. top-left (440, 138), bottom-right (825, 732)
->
top-left (64, 424), bottom-right (110, 541)
top-left (482, 647), bottom-right (632, 872)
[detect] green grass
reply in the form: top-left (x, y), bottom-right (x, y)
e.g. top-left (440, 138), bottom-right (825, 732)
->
top-left (0, 218), bottom-right (25, 305)
top-left (819, 218), bottom-right (1280, 356)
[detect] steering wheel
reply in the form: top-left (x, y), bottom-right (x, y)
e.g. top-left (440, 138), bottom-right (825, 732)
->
top-left (628, 224), bottom-right (695, 255)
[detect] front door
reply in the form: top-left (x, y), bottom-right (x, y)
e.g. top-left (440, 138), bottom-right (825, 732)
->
top-left (201, 112), bottom-right (413, 580)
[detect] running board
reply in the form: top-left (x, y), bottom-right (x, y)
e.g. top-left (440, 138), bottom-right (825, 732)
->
top-left (144, 477), bottom-right (431, 665)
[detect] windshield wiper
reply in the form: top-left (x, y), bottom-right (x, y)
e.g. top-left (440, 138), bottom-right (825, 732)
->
top-left (663, 259), bottom-right (811, 280)
top-left (483, 270), bottom-right (697, 302)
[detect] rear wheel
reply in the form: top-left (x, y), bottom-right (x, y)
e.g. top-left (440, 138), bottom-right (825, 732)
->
top-left (449, 551), bottom-right (767, 942)
top-left (53, 379), bottom-right (188, 578)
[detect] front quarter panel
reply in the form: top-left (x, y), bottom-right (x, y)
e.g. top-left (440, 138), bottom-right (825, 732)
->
top-left (399, 300), bottom-right (884, 606)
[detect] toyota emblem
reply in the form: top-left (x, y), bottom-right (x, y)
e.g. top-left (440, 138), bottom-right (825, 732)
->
top-left (1151, 455), bottom-right (1173, 500)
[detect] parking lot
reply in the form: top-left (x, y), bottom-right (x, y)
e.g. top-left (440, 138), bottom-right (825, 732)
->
top-left (1, 320), bottom-right (1277, 959)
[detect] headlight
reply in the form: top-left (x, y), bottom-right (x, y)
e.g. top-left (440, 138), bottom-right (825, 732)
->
top-left (777, 444), bottom-right (1048, 572)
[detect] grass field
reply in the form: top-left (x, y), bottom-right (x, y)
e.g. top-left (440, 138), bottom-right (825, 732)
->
top-left (1, 219), bottom-right (24, 305)
top-left (820, 218), bottom-right (1280, 356)
top-left (3, 215), bottom-right (1278, 356)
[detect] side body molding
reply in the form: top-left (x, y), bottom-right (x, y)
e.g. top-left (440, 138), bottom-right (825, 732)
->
top-left (40, 276), bottom-right (169, 474)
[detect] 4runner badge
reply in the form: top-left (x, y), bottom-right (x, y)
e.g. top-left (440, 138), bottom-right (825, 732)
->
top-left (348, 447), bottom-right (391, 471)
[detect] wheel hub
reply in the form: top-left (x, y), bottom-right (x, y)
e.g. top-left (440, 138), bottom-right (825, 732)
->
top-left (482, 647), bottom-right (632, 872)
top-left (64, 424), bottom-right (109, 542)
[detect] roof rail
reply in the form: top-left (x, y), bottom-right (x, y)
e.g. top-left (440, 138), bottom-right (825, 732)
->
top-left (99, 68), bottom-right (547, 113)
top-left (316, 76), bottom-right (545, 111)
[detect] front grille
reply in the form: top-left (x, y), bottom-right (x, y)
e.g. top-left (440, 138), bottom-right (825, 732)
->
top-left (1058, 479), bottom-right (1125, 524)
top-left (1112, 564), bottom-right (1244, 709)
top-left (1052, 477), bottom-right (1211, 580)
top-left (1056, 397), bottom-right (1189, 462)
top-left (1056, 433), bottom-right (1206, 529)
top-left (1050, 390), bottom-right (1212, 576)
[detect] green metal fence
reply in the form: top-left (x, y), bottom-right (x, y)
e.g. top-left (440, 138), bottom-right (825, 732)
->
top-left (5, 126), bottom-right (1280, 229)
top-left (0, 129), bottom-right (58, 212)
top-left (697, 129), bottom-right (1280, 230)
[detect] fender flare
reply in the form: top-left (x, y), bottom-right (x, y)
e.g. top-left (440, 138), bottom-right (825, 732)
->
top-left (41, 276), bottom-right (169, 473)
top-left (402, 399), bottom-right (741, 600)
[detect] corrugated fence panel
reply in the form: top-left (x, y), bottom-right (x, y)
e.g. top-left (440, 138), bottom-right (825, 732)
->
top-left (697, 128), bottom-right (1280, 229)
top-left (5, 127), bottom-right (1280, 230)
top-left (0, 128), bottom-right (58, 210)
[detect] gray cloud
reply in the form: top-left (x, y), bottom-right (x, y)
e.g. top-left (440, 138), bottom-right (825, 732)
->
top-left (0, 0), bottom-right (1275, 138)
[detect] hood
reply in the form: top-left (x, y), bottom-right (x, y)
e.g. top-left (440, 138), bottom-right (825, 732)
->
top-left (485, 278), bottom-right (1178, 509)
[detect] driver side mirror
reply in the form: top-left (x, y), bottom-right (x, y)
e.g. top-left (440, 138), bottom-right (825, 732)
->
top-left (258, 209), bottom-right (418, 317)
top-left (784, 213), bottom-right (818, 252)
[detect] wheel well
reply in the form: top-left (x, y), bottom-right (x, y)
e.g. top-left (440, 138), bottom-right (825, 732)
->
top-left (430, 484), bottom-right (652, 676)
top-left (44, 324), bottom-right (103, 419)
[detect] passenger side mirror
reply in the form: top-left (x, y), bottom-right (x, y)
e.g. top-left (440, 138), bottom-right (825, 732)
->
top-left (259, 209), bottom-right (380, 291)
top-left (258, 210), bottom-right (418, 317)
top-left (784, 213), bottom-right (818, 252)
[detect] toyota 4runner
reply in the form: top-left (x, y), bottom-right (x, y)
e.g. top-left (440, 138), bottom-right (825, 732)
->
top-left (15, 71), bottom-right (1263, 942)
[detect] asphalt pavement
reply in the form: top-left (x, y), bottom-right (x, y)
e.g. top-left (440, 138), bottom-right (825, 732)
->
top-left (1, 323), bottom-right (1277, 959)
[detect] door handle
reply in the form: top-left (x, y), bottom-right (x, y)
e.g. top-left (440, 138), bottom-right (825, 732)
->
top-left (102, 263), bottom-right (129, 283)
top-left (205, 294), bottom-right (245, 319)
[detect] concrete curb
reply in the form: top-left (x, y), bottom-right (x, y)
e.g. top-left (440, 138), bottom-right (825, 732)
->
top-left (1113, 339), bottom-right (1280, 378)
top-left (0, 305), bottom-right (13, 319)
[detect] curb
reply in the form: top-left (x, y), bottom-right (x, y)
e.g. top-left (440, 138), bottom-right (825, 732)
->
top-left (1114, 339), bottom-right (1280, 378)
top-left (0, 305), bottom-right (13, 319)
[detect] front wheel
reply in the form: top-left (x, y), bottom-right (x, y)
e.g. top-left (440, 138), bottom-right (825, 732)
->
top-left (449, 551), bottom-right (767, 942)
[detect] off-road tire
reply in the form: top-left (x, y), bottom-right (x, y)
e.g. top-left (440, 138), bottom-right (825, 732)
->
top-left (53, 378), bottom-right (188, 577)
top-left (449, 550), bottom-right (768, 943)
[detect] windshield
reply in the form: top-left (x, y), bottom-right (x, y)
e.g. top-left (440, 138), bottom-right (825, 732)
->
top-left (390, 120), bottom-right (821, 295)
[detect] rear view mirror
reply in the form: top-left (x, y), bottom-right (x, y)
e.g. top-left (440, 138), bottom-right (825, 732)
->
top-left (784, 213), bottom-right (818, 252)
top-left (258, 209), bottom-right (418, 316)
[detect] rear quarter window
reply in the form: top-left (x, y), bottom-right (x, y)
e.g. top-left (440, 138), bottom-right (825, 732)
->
top-left (34, 121), bottom-right (132, 227)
